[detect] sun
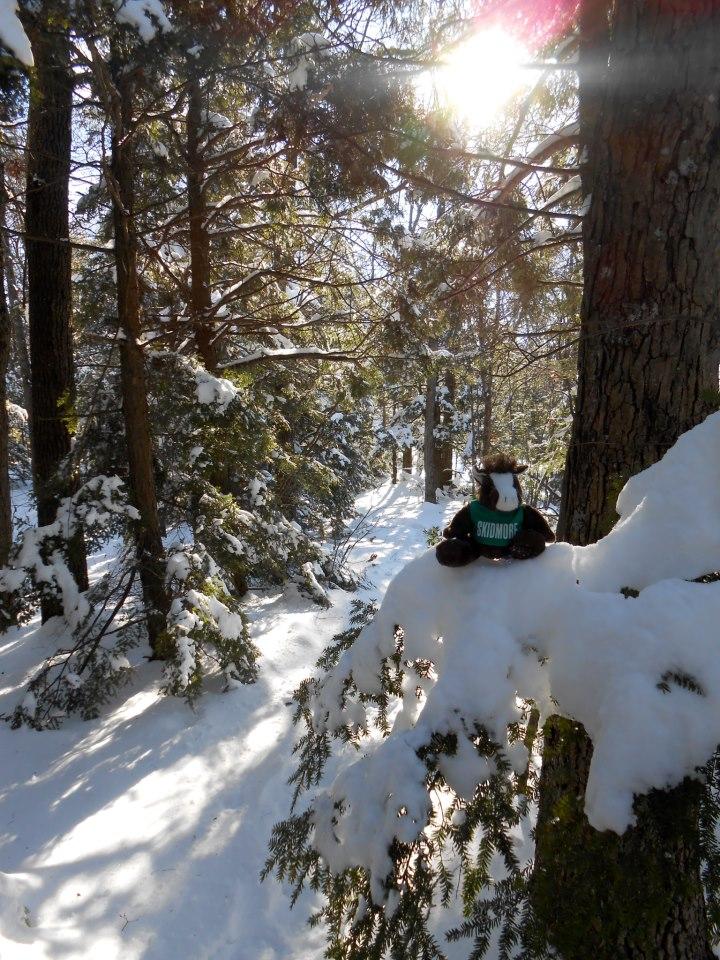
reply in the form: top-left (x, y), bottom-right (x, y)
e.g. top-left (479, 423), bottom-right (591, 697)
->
top-left (424, 28), bottom-right (531, 131)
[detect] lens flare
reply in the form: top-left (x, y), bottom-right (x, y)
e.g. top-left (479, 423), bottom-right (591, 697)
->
top-left (422, 27), bottom-right (531, 131)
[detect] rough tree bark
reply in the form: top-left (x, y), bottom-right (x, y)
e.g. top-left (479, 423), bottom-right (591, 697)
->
top-left (186, 70), bottom-right (218, 372)
top-left (0, 158), bottom-right (11, 564)
top-left (532, 2), bottom-right (720, 958)
top-left (24, 7), bottom-right (88, 608)
top-left (108, 54), bottom-right (169, 652)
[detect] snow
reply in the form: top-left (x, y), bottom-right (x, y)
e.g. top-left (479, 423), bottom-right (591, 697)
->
top-left (542, 173), bottom-right (582, 210)
top-left (0, 479), bottom-right (466, 959)
top-left (251, 168), bottom-right (271, 187)
top-left (221, 346), bottom-right (349, 368)
top-left (248, 476), bottom-right (266, 506)
top-left (297, 32), bottom-right (331, 52)
top-left (114, 0), bottom-right (172, 42)
top-left (5, 412), bottom-right (718, 955)
top-left (0, 0), bottom-right (32, 65)
top-left (288, 58), bottom-right (310, 91)
top-left (202, 110), bottom-right (233, 130)
top-left (194, 369), bottom-right (237, 412)
top-left (1, 476), bottom-right (139, 631)
top-left (529, 120), bottom-right (580, 160)
top-left (310, 413), bottom-right (720, 896)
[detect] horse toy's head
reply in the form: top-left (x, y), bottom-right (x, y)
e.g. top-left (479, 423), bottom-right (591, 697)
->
top-left (472, 453), bottom-right (528, 512)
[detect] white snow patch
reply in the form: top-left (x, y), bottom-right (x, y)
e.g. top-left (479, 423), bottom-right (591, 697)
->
top-left (114, 0), bottom-right (171, 42)
top-left (195, 370), bottom-right (237, 412)
top-left (0, 0), bottom-right (32, 65)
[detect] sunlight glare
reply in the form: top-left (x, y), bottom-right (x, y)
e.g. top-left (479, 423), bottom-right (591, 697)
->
top-left (427, 28), bottom-right (531, 131)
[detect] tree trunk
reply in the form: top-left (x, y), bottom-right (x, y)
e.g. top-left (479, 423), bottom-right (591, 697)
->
top-left (402, 445), bottom-right (412, 476)
top-left (0, 159), bottom-right (11, 565)
top-left (109, 57), bottom-right (169, 653)
top-left (423, 373), bottom-right (439, 503)
top-left (437, 369), bottom-right (455, 488)
top-left (390, 401), bottom-right (398, 484)
top-left (24, 9), bottom-right (88, 609)
top-left (3, 233), bottom-right (31, 421)
top-left (532, 3), bottom-right (720, 957)
top-left (481, 369), bottom-right (492, 457)
top-left (186, 72), bottom-right (217, 372)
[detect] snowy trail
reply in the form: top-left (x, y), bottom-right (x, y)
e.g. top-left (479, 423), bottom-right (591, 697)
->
top-left (0, 480), bottom-right (460, 960)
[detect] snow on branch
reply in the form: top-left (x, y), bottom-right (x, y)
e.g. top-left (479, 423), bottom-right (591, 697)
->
top-left (220, 347), bottom-right (360, 368)
top-left (493, 121), bottom-right (580, 202)
top-left (0, 0), bottom-right (32, 65)
top-left (114, 0), bottom-right (171, 42)
top-left (307, 413), bottom-right (720, 900)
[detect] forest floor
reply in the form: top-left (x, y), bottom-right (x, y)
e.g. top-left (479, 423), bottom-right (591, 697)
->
top-left (0, 479), bottom-right (479, 960)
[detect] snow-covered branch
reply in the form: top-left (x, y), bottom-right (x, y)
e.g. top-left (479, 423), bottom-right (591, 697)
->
top-left (220, 346), bottom-right (361, 368)
top-left (307, 413), bottom-right (720, 900)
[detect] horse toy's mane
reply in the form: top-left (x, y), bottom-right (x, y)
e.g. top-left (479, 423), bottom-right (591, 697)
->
top-left (476, 452), bottom-right (526, 475)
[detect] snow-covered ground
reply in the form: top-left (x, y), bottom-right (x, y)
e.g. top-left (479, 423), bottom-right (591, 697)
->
top-left (0, 480), bottom-right (463, 960)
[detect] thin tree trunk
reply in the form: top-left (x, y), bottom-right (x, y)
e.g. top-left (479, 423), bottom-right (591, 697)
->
top-left (24, 8), bottom-right (88, 611)
top-left (0, 159), bottom-right (11, 564)
top-left (402, 445), bottom-right (412, 476)
top-left (186, 72), bottom-right (217, 371)
top-left (109, 57), bottom-right (169, 653)
top-left (532, 3), bottom-right (720, 957)
top-left (438, 368), bottom-right (455, 488)
top-left (481, 369), bottom-right (492, 457)
top-left (3, 233), bottom-right (31, 420)
top-left (423, 373), bottom-right (439, 503)
top-left (390, 400), bottom-right (398, 484)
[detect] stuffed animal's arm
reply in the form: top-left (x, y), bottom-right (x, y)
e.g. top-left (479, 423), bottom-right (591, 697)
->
top-left (442, 504), bottom-right (474, 540)
top-left (521, 504), bottom-right (556, 542)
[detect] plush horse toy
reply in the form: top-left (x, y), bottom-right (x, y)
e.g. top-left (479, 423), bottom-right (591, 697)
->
top-left (436, 453), bottom-right (555, 567)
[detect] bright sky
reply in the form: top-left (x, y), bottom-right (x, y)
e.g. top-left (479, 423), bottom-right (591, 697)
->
top-left (419, 28), bottom-right (532, 131)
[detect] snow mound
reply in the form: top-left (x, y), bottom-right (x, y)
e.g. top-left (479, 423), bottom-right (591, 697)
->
top-left (310, 413), bottom-right (720, 897)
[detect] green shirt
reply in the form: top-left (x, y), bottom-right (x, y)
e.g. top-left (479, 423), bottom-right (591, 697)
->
top-left (468, 500), bottom-right (524, 547)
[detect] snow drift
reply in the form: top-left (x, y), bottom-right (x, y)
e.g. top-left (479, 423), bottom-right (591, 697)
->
top-left (310, 413), bottom-right (720, 901)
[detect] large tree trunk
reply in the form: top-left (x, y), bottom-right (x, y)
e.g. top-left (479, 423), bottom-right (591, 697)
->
top-left (24, 9), bottom-right (88, 609)
top-left (423, 373), bottom-right (439, 503)
top-left (109, 58), bottom-right (169, 653)
top-left (186, 72), bottom-right (217, 372)
top-left (0, 159), bottom-right (11, 565)
top-left (532, 3), bottom-right (720, 958)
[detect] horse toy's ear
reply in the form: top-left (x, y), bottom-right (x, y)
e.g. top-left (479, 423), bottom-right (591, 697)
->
top-left (515, 464), bottom-right (529, 474)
